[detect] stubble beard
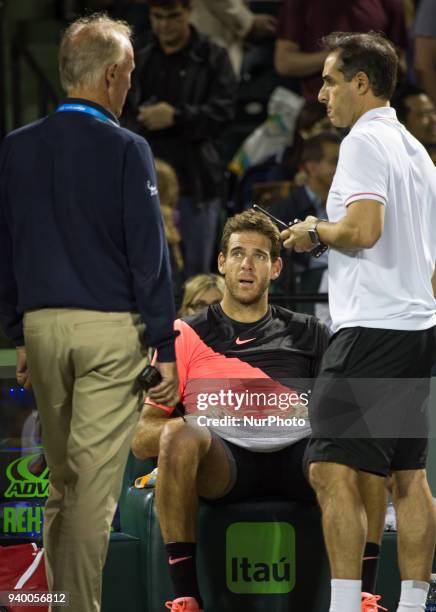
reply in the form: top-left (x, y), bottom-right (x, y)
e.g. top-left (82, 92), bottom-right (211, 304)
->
top-left (226, 277), bottom-right (270, 307)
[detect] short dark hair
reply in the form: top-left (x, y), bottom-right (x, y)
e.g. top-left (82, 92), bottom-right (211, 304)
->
top-left (147, 0), bottom-right (191, 8)
top-left (301, 132), bottom-right (342, 165)
top-left (220, 210), bottom-right (281, 261)
top-left (391, 85), bottom-right (428, 123)
top-left (322, 31), bottom-right (398, 100)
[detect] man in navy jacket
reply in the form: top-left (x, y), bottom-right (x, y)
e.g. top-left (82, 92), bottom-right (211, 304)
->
top-left (0, 14), bottom-right (178, 612)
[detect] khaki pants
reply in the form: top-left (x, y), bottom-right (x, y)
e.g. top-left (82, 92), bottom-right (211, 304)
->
top-left (24, 309), bottom-right (147, 612)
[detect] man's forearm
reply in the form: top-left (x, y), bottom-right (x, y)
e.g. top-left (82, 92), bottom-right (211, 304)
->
top-left (275, 41), bottom-right (327, 77)
top-left (282, 202), bottom-right (384, 253)
top-left (317, 218), bottom-right (380, 250)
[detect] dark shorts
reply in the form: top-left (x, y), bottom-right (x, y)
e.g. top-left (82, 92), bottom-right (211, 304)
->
top-left (306, 325), bottom-right (436, 477)
top-left (205, 437), bottom-right (316, 505)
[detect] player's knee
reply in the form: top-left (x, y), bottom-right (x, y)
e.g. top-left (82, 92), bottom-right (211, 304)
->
top-left (131, 437), bottom-right (147, 460)
top-left (308, 462), bottom-right (329, 494)
top-left (131, 419), bottom-right (160, 460)
top-left (159, 418), bottom-right (185, 451)
top-left (309, 462), bottom-right (358, 498)
top-left (159, 419), bottom-right (202, 464)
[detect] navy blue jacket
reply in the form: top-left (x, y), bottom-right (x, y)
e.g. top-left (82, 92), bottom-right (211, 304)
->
top-left (0, 98), bottom-right (176, 361)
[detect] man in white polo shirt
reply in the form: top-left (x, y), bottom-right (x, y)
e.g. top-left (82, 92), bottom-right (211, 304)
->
top-left (282, 32), bottom-right (436, 612)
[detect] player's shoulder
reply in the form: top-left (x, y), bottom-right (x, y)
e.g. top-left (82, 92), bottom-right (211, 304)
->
top-left (270, 304), bottom-right (317, 327)
top-left (180, 305), bottom-right (209, 327)
top-left (270, 305), bottom-right (330, 342)
top-left (177, 306), bottom-right (212, 339)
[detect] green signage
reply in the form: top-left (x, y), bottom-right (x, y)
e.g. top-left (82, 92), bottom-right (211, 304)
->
top-left (3, 505), bottom-right (44, 533)
top-left (5, 453), bottom-right (49, 499)
top-left (226, 522), bottom-right (295, 594)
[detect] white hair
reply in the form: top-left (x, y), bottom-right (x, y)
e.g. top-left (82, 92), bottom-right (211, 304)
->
top-left (59, 13), bottom-right (132, 91)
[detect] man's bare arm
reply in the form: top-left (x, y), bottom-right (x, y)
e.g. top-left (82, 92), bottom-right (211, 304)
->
top-left (281, 200), bottom-right (384, 253)
top-left (317, 200), bottom-right (384, 250)
top-left (274, 39), bottom-right (328, 77)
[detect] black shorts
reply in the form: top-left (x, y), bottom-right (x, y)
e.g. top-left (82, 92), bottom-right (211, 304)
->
top-left (205, 437), bottom-right (316, 505)
top-left (306, 326), bottom-right (436, 477)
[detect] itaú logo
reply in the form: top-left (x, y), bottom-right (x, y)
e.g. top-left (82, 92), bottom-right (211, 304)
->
top-left (226, 522), bottom-right (295, 594)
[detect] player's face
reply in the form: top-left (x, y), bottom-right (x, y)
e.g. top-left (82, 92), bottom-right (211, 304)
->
top-left (318, 51), bottom-right (361, 129)
top-left (218, 232), bottom-right (282, 306)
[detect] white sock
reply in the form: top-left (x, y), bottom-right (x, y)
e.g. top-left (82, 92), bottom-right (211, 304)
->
top-left (329, 579), bottom-right (362, 612)
top-left (397, 580), bottom-right (429, 611)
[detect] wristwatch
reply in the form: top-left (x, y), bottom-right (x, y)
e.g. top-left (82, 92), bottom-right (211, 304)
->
top-left (307, 220), bottom-right (328, 258)
top-left (307, 220), bottom-right (322, 246)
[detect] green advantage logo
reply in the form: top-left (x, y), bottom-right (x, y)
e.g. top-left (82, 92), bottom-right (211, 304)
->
top-left (4, 453), bottom-right (49, 498)
top-left (226, 522), bottom-right (295, 594)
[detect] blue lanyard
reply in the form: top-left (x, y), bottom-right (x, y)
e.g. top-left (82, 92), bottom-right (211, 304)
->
top-left (56, 103), bottom-right (119, 127)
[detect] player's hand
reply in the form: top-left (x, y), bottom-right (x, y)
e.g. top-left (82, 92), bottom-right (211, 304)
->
top-left (137, 103), bottom-right (175, 130)
top-left (16, 346), bottom-right (32, 390)
top-left (148, 361), bottom-right (179, 406)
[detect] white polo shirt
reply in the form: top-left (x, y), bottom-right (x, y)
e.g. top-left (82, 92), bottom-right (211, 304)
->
top-left (327, 106), bottom-right (436, 333)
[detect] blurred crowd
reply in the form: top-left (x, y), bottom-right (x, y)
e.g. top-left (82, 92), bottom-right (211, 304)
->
top-left (37, 1), bottom-right (436, 320)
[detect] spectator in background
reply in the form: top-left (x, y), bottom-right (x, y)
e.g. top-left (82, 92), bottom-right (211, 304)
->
top-left (190, 0), bottom-right (277, 77)
top-left (178, 273), bottom-right (225, 317)
top-left (414, 0), bottom-right (436, 109)
top-left (155, 158), bottom-right (184, 300)
top-left (274, 0), bottom-right (407, 101)
top-left (391, 85), bottom-right (436, 162)
top-left (271, 132), bottom-right (341, 250)
top-left (123, 0), bottom-right (238, 279)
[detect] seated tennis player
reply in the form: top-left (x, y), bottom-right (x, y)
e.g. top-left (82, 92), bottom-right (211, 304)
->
top-left (132, 210), bottom-right (382, 612)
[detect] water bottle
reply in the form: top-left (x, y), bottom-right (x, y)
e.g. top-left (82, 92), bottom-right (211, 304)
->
top-left (425, 574), bottom-right (436, 611)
